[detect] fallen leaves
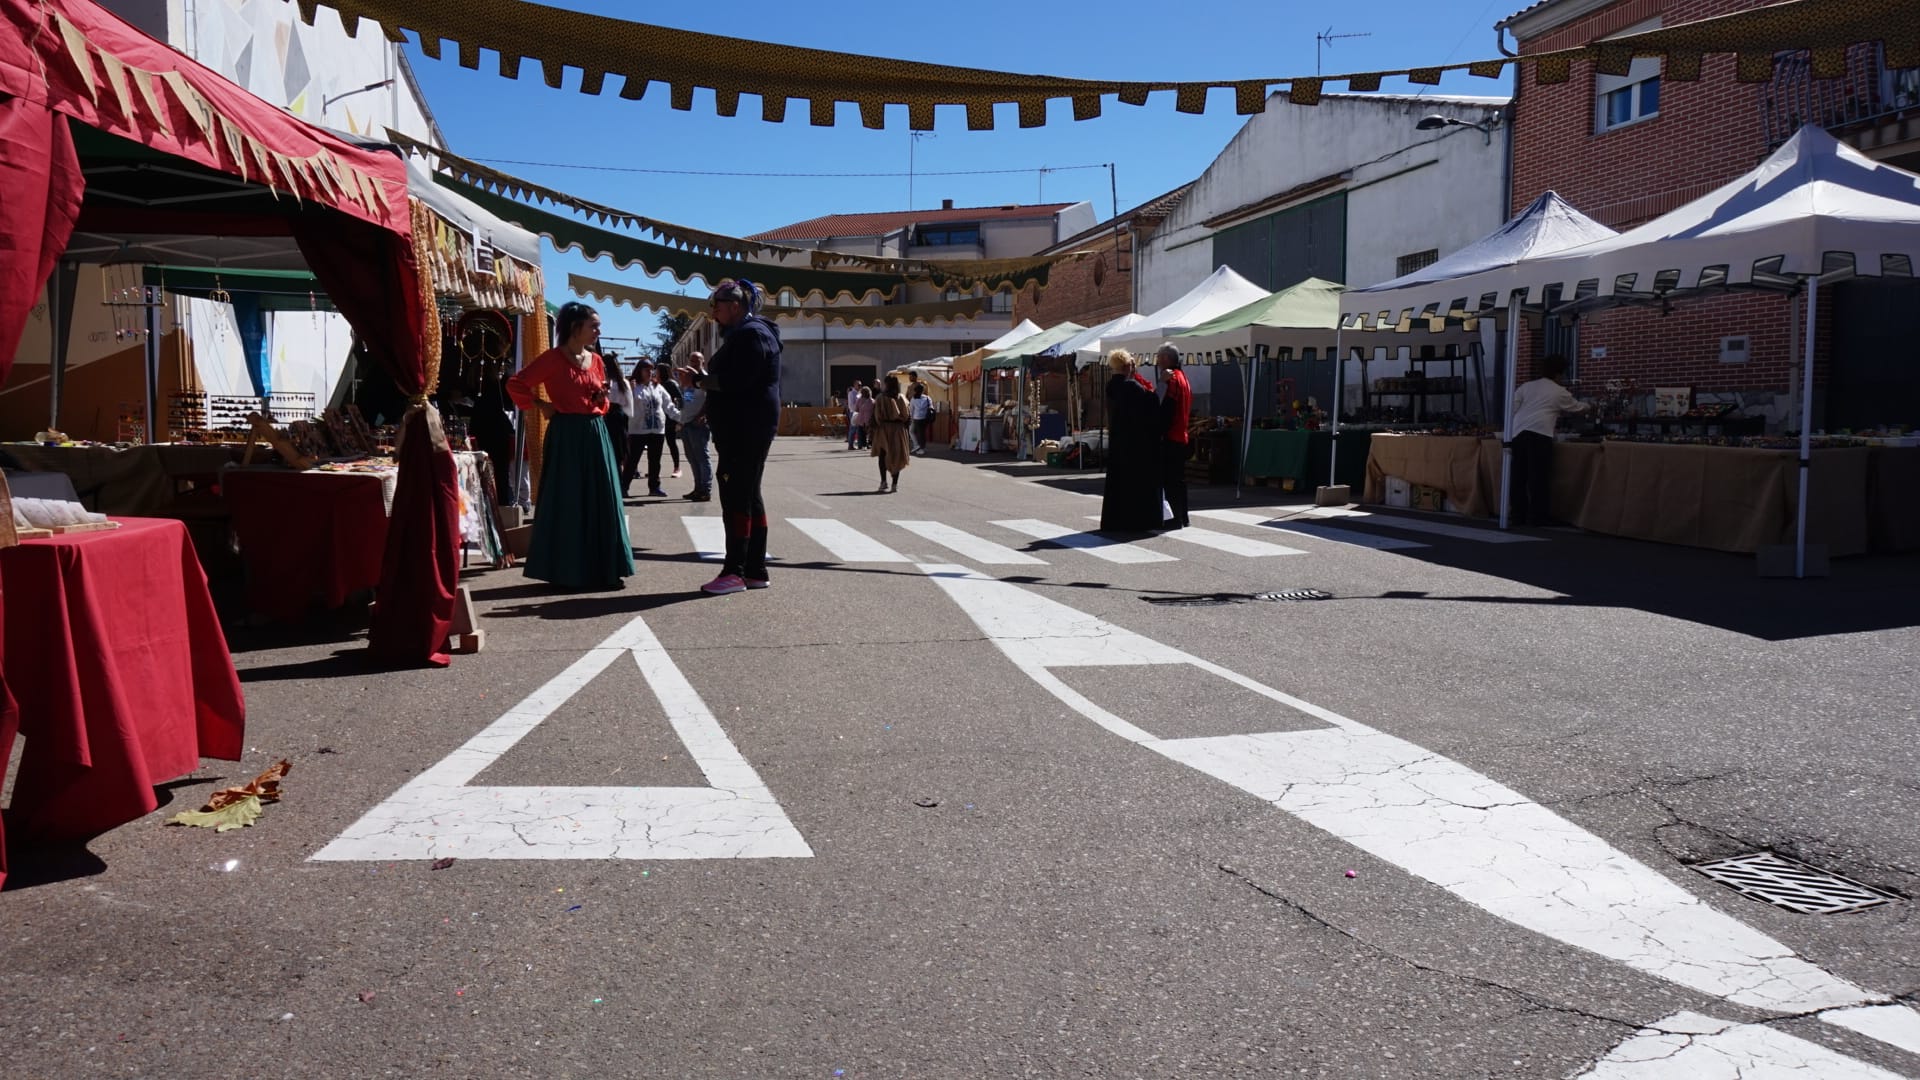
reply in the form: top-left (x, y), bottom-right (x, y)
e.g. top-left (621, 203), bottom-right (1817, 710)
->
top-left (167, 759), bottom-right (291, 832)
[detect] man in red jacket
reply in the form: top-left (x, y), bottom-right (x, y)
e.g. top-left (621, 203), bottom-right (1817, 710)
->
top-left (1154, 344), bottom-right (1192, 530)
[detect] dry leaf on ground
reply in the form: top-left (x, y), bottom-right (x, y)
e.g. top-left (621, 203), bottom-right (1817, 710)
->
top-left (166, 759), bottom-right (292, 831)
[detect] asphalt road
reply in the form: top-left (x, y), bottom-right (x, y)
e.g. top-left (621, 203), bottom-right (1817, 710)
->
top-left (3, 437), bottom-right (1918, 1079)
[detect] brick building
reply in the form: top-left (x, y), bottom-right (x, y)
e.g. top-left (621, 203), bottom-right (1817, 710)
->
top-left (1499, 0), bottom-right (1920, 429)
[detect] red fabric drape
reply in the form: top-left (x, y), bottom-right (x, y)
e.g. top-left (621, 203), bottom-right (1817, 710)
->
top-left (0, 95), bottom-right (84, 380)
top-left (295, 218), bottom-right (458, 666)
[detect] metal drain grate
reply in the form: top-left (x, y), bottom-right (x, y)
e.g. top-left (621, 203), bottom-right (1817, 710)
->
top-left (1255, 588), bottom-right (1333, 602)
top-left (1693, 852), bottom-right (1897, 914)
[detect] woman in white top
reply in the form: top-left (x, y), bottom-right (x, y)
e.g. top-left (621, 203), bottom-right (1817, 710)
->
top-left (1509, 353), bottom-right (1589, 527)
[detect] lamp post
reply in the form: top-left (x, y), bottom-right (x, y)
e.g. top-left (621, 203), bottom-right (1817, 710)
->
top-left (1415, 112), bottom-right (1500, 145)
top-left (322, 78), bottom-right (396, 116)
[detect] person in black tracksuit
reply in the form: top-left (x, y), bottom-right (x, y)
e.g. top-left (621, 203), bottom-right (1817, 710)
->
top-left (699, 278), bottom-right (782, 595)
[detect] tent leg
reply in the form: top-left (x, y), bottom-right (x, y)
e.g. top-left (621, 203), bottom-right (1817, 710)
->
top-left (1498, 298), bottom-right (1521, 531)
top-left (144, 292), bottom-right (162, 442)
top-left (1237, 349), bottom-right (1256, 500)
top-left (1328, 328), bottom-right (1344, 488)
top-left (1795, 278), bottom-right (1818, 579)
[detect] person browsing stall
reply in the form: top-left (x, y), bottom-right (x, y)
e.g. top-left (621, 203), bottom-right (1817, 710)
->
top-left (503, 301), bottom-right (633, 590)
top-left (1509, 353), bottom-right (1589, 528)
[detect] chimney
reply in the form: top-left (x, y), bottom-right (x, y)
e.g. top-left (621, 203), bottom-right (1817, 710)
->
top-left (941, 198), bottom-right (954, 210)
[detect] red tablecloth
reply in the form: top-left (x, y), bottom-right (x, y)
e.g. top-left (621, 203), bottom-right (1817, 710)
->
top-left (222, 469), bottom-right (391, 621)
top-left (0, 518), bottom-right (245, 881)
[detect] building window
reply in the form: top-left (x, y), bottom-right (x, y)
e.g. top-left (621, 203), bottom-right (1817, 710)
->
top-left (1396, 249), bottom-right (1439, 277)
top-left (913, 224), bottom-right (981, 247)
top-left (943, 287), bottom-right (962, 303)
top-left (778, 288), bottom-right (797, 307)
top-left (1595, 20), bottom-right (1662, 132)
top-left (988, 290), bottom-right (1013, 314)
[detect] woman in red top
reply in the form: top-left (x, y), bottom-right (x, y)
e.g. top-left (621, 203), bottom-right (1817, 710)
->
top-left (504, 302), bottom-right (634, 589)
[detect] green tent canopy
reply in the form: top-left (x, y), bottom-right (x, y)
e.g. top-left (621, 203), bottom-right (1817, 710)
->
top-left (983, 322), bottom-right (1085, 370)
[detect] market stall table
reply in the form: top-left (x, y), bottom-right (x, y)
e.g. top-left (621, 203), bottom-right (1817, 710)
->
top-left (221, 467), bottom-right (392, 621)
top-left (1, 443), bottom-right (239, 515)
top-left (0, 517), bottom-right (245, 885)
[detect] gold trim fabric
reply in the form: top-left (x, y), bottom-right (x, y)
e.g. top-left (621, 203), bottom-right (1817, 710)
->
top-left (569, 274), bottom-right (996, 326)
top-left (299, 0), bottom-right (1913, 129)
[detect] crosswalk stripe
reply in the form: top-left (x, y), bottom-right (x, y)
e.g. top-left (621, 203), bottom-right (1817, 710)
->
top-left (1194, 509), bottom-right (1431, 551)
top-left (992, 519), bottom-right (1179, 563)
top-left (893, 520), bottom-right (1048, 565)
top-left (1081, 517), bottom-right (1305, 557)
top-left (1301, 506), bottom-right (1542, 543)
top-left (788, 517), bottom-right (911, 563)
top-left (682, 516), bottom-right (725, 560)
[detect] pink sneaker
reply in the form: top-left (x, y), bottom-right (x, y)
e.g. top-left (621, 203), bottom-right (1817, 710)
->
top-left (701, 574), bottom-right (746, 595)
top-left (743, 576), bottom-right (770, 590)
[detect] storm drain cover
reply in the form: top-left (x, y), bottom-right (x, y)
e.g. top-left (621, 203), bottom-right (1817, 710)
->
top-left (1693, 852), bottom-right (1897, 914)
top-left (1144, 588), bottom-right (1332, 607)
top-left (1255, 589), bottom-right (1333, 603)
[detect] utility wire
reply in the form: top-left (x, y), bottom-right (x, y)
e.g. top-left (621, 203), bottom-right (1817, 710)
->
top-left (470, 156), bottom-right (1113, 179)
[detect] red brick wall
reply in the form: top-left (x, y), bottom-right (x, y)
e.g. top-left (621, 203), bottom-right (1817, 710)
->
top-left (1510, 0), bottom-right (1816, 397)
top-left (1014, 229), bottom-right (1134, 330)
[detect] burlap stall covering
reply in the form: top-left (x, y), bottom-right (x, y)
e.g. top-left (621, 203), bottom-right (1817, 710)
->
top-left (1363, 434), bottom-right (1500, 516)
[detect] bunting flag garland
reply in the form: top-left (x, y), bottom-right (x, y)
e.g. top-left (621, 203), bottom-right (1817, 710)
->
top-left (569, 274), bottom-right (997, 326)
top-left (298, 0), bottom-right (1916, 131)
top-left (388, 131), bottom-right (1076, 290)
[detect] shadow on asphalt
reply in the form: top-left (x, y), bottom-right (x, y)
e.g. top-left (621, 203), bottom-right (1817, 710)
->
top-left (0, 777), bottom-right (222, 891)
top-left (236, 649), bottom-right (381, 682)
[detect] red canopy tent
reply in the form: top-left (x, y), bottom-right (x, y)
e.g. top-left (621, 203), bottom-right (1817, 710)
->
top-left (0, 0), bottom-right (459, 666)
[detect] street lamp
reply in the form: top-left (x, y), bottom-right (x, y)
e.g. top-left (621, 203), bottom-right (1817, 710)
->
top-left (1416, 112), bottom-right (1500, 144)
top-left (323, 78), bottom-right (395, 113)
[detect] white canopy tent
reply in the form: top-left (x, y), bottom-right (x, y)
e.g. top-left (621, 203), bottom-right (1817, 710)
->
top-left (1479, 127), bottom-right (1920, 575)
top-left (1338, 190), bottom-right (1619, 518)
top-left (1103, 266), bottom-right (1269, 356)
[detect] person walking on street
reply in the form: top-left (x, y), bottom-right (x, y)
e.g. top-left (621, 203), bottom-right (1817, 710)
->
top-left (908, 383), bottom-right (933, 455)
top-left (603, 354), bottom-right (633, 478)
top-left (1154, 344), bottom-right (1193, 530)
top-left (870, 374), bottom-right (912, 493)
top-left (844, 379), bottom-right (866, 450)
top-left (503, 301), bottom-right (633, 589)
top-left (701, 279), bottom-right (781, 595)
top-left (849, 386), bottom-right (874, 451)
top-left (679, 355), bottom-right (713, 502)
top-left (659, 365), bottom-right (684, 480)
top-left (622, 357), bottom-right (681, 498)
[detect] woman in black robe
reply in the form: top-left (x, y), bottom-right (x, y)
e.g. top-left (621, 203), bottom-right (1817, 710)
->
top-left (1100, 349), bottom-right (1165, 532)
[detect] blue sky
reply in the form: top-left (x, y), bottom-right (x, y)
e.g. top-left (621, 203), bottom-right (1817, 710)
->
top-left (405, 0), bottom-right (1521, 348)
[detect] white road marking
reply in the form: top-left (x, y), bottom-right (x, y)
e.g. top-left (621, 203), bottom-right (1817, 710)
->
top-left (1300, 505), bottom-right (1542, 543)
top-left (1822, 1004), bottom-right (1920, 1058)
top-left (682, 516), bottom-right (724, 561)
top-left (919, 563), bottom-right (1907, 1030)
top-left (1194, 508), bottom-right (1430, 550)
top-left (893, 520), bottom-right (1048, 565)
top-left (788, 517), bottom-right (910, 562)
top-left (992, 519), bottom-right (1179, 563)
top-left (1082, 516), bottom-right (1306, 557)
top-left (1576, 1012), bottom-right (1912, 1079)
top-left (310, 614), bottom-right (810, 861)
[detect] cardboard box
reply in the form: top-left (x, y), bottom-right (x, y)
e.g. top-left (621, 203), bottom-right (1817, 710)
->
top-left (1412, 484), bottom-right (1447, 512)
top-left (502, 524), bottom-right (533, 558)
top-left (1383, 476), bottom-right (1412, 508)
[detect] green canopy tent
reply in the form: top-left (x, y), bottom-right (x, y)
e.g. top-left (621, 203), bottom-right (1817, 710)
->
top-left (985, 322), bottom-right (1083, 457)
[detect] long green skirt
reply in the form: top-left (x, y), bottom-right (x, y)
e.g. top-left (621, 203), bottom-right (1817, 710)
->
top-left (526, 413), bottom-right (634, 588)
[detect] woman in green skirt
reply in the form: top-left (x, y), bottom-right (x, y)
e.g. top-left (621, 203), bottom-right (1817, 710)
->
top-left (505, 302), bottom-right (634, 589)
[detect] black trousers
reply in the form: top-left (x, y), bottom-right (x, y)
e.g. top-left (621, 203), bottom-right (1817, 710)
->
top-left (604, 407), bottom-right (630, 475)
top-left (1158, 440), bottom-right (1192, 529)
top-left (1510, 430), bottom-right (1555, 526)
top-left (717, 434), bottom-right (773, 579)
top-left (621, 432), bottom-right (664, 493)
top-left (664, 421), bottom-right (682, 469)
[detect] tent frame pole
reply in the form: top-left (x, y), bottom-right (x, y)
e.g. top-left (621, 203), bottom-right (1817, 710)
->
top-left (1795, 278), bottom-right (1818, 579)
top-left (1238, 346), bottom-right (1258, 500)
top-left (1498, 298), bottom-right (1521, 531)
top-left (1328, 327), bottom-right (1344, 489)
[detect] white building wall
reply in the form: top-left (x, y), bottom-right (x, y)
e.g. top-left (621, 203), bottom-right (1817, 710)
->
top-left (1136, 94), bottom-right (1509, 313)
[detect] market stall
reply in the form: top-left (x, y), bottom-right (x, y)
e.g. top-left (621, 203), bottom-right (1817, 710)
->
top-left (1, 0), bottom-right (457, 666)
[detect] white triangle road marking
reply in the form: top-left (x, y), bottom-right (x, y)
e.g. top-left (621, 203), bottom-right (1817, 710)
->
top-left (991, 519), bottom-right (1178, 563)
top-left (310, 614), bottom-right (810, 861)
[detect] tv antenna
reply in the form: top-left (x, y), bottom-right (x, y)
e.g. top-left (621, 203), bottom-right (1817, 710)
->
top-left (1316, 27), bottom-right (1371, 77)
